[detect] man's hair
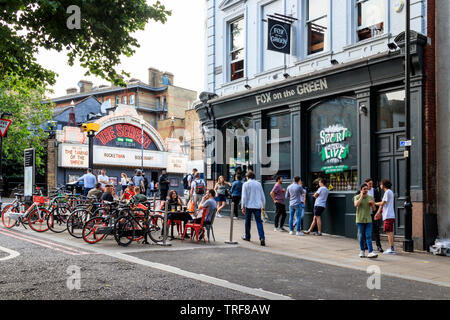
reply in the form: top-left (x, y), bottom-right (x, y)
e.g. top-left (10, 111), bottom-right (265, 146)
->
top-left (193, 168), bottom-right (198, 172)
top-left (195, 173), bottom-right (200, 178)
top-left (294, 176), bottom-right (301, 183)
top-left (318, 178), bottom-right (326, 185)
top-left (380, 179), bottom-right (392, 189)
top-left (365, 178), bottom-right (373, 183)
top-left (360, 183), bottom-right (368, 190)
top-left (105, 184), bottom-right (113, 188)
top-left (87, 168), bottom-right (92, 173)
top-left (236, 174), bottom-right (242, 181)
top-left (246, 171), bottom-right (256, 180)
top-left (208, 189), bottom-right (216, 197)
top-left (275, 176), bottom-right (282, 182)
top-left (95, 183), bottom-right (101, 189)
top-left (134, 186), bottom-right (141, 193)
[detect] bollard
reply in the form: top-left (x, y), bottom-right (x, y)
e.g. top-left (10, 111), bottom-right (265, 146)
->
top-left (158, 198), bottom-right (171, 247)
top-left (225, 197), bottom-right (238, 245)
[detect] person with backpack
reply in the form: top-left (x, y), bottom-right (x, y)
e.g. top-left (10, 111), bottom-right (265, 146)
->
top-left (132, 169), bottom-right (145, 194)
top-left (190, 173), bottom-right (206, 211)
top-left (183, 168), bottom-right (197, 201)
top-left (158, 169), bottom-right (170, 201)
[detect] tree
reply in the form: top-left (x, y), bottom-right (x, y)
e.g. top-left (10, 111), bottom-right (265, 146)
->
top-left (0, 0), bottom-right (171, 88)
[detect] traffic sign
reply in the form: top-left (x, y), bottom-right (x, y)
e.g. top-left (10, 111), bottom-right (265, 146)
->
top-left (400, 140), bottom-right (412, 147)
top-left (0, 119), bottom-right (11, 138)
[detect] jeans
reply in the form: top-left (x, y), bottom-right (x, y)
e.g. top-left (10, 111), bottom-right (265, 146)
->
top-left (274, 202), bottom-right (286, 228)
top-left (244, 208), bottom-right (265, 241)
top-left (232, 196), bottom-right (241, 217)
top-left (83, 187), bottom-right (92, 198)
top-left (357, 223), bottom-right (373, 252)
top-left (289, 203), bottom-right (304, 232)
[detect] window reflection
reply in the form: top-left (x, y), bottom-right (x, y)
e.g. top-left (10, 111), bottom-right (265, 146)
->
top-left (357, 0), bottom-right (385, 41)
top-left (377, 90), bottom-right (406, 130)
top-left (307, 0), bottom-right (328, 54)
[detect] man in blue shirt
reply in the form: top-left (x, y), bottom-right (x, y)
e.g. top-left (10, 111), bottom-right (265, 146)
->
top-left (78, 168), bottom-right (97, 197)
top-left (285, 176), bottom-right (306, 236)
top-left (230, 174), bottom-right (243, 220)
top-left (241, 171), bottom-right (266, 246)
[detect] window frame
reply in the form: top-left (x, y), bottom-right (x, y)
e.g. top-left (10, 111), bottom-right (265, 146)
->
top-left (129, 94), bottom-right (135, 105)
top-left (305, 0), bottom-right (329, 56)
top-left (375, 86), bottom-right (406, 133)
top-left (228, 16), bottom-right (245, 82)
top-left (355, 0), bottom-right (386, 42)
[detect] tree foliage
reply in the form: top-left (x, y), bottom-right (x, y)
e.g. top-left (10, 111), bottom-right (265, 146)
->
top-left (0, 0), bottom-right (171, 87)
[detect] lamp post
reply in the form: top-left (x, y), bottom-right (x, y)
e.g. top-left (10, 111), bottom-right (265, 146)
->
top-left (81, 123), bottom-right (100, 170)
top-left (140, 119), bottom-right (145, 172)
top-left (0, 112), bottom-right (12, 203)
top-left (403, 0), bottom-right (414, 252)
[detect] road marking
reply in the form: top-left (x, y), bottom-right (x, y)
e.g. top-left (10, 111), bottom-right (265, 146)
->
top-left (0, 228), bottom-right (91, 256)
top-left (123, 244), bottom-right (239, 254)
top-left (0, 245), bottom-right (20, 261)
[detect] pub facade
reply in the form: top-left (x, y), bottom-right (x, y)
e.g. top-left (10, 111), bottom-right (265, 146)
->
top-left (197, 0), bottom-right (437, 249)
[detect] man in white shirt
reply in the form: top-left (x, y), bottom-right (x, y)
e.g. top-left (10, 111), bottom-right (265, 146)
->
top-left (376, 179), bottom-right (396, 254)
top-left (241, 171), bottom-right (266, 246)
top-left (304, 179), bottom-right (329, 236)
top-left (97, 169), bottom-right (109, 188)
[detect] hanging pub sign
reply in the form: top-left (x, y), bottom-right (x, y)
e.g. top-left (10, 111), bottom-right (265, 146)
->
top-left (94, 123), bottom-right (158, 151)
top-left (319, 125), bottom-right (352, 174)
top-left (267, 18), bottom-right (291, 54)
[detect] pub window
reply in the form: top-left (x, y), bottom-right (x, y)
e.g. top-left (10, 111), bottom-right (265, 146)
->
top-left (357, 0), bottom-right (385, 41)
top-left (115, 96), bottom-right (120, 105)
top-left (129, 94), bottom-right (135, 105)
top-left (307, 0), bottom-right (328, 55)
top-left (122, 95), bottom-right (128, 104)
top-left (229, 17), bottom-right (245, 82)
top-left (376, 89), bottom-right (405, 130)
top-left (156, 97), bottom-right (161, 109)
top-left (262, 113), bottom-right (291, 182)
top-left (309, 97), bottom-right (358, 191)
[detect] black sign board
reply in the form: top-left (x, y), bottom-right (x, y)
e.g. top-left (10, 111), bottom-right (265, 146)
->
top-left (24, 148), bottom-right (35, 167)
top-left (24, 148), bottom-right (35, 198)
top-left (267, 18), bottom-right (291, 54)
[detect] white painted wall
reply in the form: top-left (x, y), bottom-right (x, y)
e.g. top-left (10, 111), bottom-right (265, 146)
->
top-left (206, 0), bottom-right (428, 96)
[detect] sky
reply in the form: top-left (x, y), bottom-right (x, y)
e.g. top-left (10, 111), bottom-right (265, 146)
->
top-left (36, 0), bottom-right (206, 99)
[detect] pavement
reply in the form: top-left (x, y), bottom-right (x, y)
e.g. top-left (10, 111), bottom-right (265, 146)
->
top-left (211, 215), bottom-right (450, 288)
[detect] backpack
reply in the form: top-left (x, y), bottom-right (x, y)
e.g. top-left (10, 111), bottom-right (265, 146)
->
top-left (194, 179), bottom-right (205, 195)
top-left (183, 174), bottom-right (192, 190)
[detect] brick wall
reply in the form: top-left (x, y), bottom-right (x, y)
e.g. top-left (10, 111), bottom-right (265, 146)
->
top-left (46, 139), bottom-right (57, 190)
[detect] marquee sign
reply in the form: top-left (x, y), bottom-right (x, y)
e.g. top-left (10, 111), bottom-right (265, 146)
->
top-left (267, 18), bottom-right (291, 54)
top-left (94, 123), bottom-right (158, 151)
top-left (319, 125), bottom-right (352, 174)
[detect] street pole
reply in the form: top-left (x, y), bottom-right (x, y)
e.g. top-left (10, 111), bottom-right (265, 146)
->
top-left (0, 134), bottom-right (3, 208)
top-left (225, 198), bottom-right (238, 245)
top-left (88, 131), bottom-right (95, 169)
top-left (141, 122), bottom-right (144, 172)
top-left (403, 0), bottom-right (414, 252)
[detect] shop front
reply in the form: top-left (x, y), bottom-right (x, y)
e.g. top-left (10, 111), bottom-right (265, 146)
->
top-left (52, 105), bottom-right (187, 196)
top-left (196, 33), bottom-right (428, 241)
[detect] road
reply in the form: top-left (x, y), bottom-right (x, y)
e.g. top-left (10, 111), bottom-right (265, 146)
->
top-left (1, 224), bottom-right (450, 301)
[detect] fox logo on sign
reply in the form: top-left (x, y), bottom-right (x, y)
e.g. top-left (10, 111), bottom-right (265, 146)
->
top-left (0, 119), bottom-right (12, 138)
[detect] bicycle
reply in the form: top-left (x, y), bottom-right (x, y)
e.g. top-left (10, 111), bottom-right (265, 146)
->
top-left (66, 197), bottom-right (102, 238)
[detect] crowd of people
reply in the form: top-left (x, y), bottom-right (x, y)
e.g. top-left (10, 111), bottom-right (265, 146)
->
top-left (77, 167), bottom-right (398, 255)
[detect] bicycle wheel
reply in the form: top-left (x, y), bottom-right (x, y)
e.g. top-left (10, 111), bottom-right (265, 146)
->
top-left (113, 216), bottom-right (135, 247)
top-left (47, 206), bottom-right (70, 233)
top-left (1, 205), bottom-right (18, 229)
top-left (82, 217), bottom-right (108, 244)
top-left (28, 208), bottom-right (50, 232)
top-left (147, 214), bottom-right (165, 243)
top-left (67, 209), bottom-right (91, 238)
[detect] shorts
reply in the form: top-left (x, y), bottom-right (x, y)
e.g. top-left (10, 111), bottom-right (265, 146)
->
top-left (215, 194), bottom-right (227, 202)
top-left (383, 218), bottom-right (395, 233)
top-left (314, 206), bottom-right (325, 217)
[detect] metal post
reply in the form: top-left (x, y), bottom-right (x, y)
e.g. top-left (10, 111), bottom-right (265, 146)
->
top-left (88, 131), bottom-right (95, 170)
top-left (153, 192), bottom-right (156, 212)
top-left (0, 134), bottom-right (3, 209)
top-left (159, 199), bottom-right (171, 246)
top-left (403, 0), bottom-right (414, 252)
top-left (225, 198), bottom-right (238, 244)
top-left (141, 123), bottom-right (144, 172)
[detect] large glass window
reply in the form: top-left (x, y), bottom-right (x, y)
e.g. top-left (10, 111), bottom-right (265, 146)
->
top-left (229, 18), bottom-right (245, 81)
top-left (309, 97), bottom-right (358, 191)
top-left (377, 89), bottom-right (405, 130)
top-left (307, 0), bottom-right (328, 55)
top-left (357, 0), bottom-right (385, 41)
top-left (263, 113), bottom-right (291, 181)
top-left (222, 117), bottom-right (253, 182)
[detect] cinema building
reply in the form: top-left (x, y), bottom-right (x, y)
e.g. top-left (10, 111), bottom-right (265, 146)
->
top-left (196, 0), bottom-right (440, 249)
top-left (47, 104), bottom-right (188, 196)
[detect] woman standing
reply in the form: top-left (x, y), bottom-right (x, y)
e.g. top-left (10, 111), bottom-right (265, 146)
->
top-left (120, 173), bottom-right (128, 196)
top-left (214, 176), bottom-right (231, 218)
top-left (230, 174), bottom-right (243, 219)
top-left (354, 184), bottom-right (378, 259)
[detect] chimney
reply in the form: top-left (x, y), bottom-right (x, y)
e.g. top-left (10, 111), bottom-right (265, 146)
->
top-left (66, 88), bottom-right (78, 95)
top-left (162, 72), bottom-right (174, 86)
top-left (79, 80), bottom-right (93, 93)
top-left (148, 67), bottom-right (163, 87)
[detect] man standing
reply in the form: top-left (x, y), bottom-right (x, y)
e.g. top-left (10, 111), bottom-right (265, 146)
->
top-left (241, 171), bottom-right (266, 246)
top-left (270, 176), bottom-right (287, 232)
top-left (230, 174), bottom-right (243, 220)
top-left (132, 169), bottom-right (145, 193)
top-left (376, 179), bottom-right (396, 255)
top-left (286, 176), bottom-right (306, 236)
top-left (97, 169), bottom-right (109, 188)
top-left (185, 168), bottom-right (197, 201)
top-left (142, 172), bottom-right (149, 196)
top-left (158, 169), bottom-right (170, 201)
top-left (365, 178), bottom-right (384, 253)
top-left (190, 173), bottom-right (206, 210)
top-left (78, 168), bottom-right (97, 198)
top-left (304, 179), bottom-right (329, 236)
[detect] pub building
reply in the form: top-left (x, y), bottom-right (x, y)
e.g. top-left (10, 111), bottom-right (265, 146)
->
top-left (196, 32), bottom-right (433, 247)
top-left (48, 104), bottom-right (187, 196)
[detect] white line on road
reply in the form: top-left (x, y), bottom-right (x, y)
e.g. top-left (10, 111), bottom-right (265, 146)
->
top-left (0, 245), bottom-right (20, 261)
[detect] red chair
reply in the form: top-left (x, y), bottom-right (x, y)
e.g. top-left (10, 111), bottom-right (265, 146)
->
top-left (167, 219), bottom-right (183, 235)
top-left (182, 208), bottom-right (207, 243)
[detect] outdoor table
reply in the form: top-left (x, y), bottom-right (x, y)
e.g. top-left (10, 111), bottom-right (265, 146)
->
top-left (167, 209), bottom-right (195, 239)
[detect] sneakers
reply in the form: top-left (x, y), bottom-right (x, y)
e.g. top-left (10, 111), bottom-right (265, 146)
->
top-left (296, 232), bottom-right (305, 236)
top-left (233, 217), bottom-right (238, 220)
top-left (274, 228), bottom-right (279, 232)
top-left (315, 232), bottom-right (322, 236)
top-left (377, 247), bottom-right (384, 253)
top-left (383, 248), bottom-right (396, 255)
top-left (289, 231), bottom-right (295, 235)
top-left (216, 213), bottom-right (223, 218)
top-left (241, 236), bottom-right (250, 241)
top-left (359, 251), bottom-right (366, 258)
top-left (367, 252), bottom-right (378, 259)
top-left (279, 227), bottom-right (288, 232)
top-left (303, 230), bottom-right (310, 235)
